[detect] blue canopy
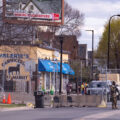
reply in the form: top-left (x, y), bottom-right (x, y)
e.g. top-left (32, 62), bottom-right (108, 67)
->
top-left (52, 62), bottom-right (60, 72)
top-left (38, 59), bottom-right (54, 72)
top-left (38, 59), bottom-right (75, 75)
top-left (58, 63), bottom-right (75, 75)
top-left (64, 63), bottom-right (75, 75)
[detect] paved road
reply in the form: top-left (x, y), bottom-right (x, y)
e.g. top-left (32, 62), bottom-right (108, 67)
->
top-left (0, 104), bottom-right (120, 120)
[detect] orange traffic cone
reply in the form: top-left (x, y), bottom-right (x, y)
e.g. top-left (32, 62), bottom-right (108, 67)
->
top-left (7, 93), bottom-right (11, 104)
top-left (2, 94), bottom-right (6, 104)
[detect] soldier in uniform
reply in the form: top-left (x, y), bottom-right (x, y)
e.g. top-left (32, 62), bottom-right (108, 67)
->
top-left (110, 81), bottom-right (119, 109)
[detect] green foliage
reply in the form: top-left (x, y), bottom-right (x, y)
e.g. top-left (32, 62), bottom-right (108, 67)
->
top-left (70, 60), bottom-right (91, 83)
top-left (96, 18), bottom-right (120, 68)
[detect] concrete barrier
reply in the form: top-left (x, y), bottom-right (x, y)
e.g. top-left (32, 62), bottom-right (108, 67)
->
top-left (4, 92), bottom-right (102, 108)
top-left (78, 95), bottom-right (86, 107)
top-left (67, 95), bottom-right (78, 107)
top-left (86, 95), bottom-right (97, 107)
top-left (53, 95), bottom-right (61, 108)
top-left (60, 95), bottom-right (67, 107)
top-left (44, 95), bottom-right (53, 107)
top-left (52, 94), bottom-right (103, 108)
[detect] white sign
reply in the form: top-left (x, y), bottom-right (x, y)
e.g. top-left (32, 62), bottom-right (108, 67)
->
top-left (54, 51), bottom-right (59, 57)
top-left (25, 60), bottom-right (36, 73)
top-left (6, 11), bottom-right (60, 20)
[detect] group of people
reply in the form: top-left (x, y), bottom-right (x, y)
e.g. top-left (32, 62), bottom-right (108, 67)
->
top-left (78, 83), bottom-right (88, 95)
top-left (66, 82), bottom-right (88, 95)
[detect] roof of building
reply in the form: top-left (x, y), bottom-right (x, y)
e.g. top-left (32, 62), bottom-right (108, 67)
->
top-left (7, 0), bottom-right (62, 15)
top-left (24, 0), bottom-right (61, 14)
top-left (0, 40), bottom-right (69, 54)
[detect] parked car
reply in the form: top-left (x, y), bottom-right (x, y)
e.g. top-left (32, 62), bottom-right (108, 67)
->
top-left (116, 85), bottom-right (120, 100)
top-left (86, 80), bottom-right (112, 101)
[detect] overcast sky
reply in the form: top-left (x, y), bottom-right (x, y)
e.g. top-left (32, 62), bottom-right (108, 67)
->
top-left (66, 0), bottom-right (120, 50)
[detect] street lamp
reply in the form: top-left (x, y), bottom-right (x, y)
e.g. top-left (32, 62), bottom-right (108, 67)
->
top-left (107, 14), bottom-right (120, 69)
top-left (59, 36), bottom-right (63, 95)
top-left (86, 30), bottom-right (94, 81)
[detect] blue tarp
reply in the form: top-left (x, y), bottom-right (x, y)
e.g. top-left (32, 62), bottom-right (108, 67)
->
top-left (38, 59), bottom-right (54, 72)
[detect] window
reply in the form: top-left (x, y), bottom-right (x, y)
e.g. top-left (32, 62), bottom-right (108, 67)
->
top-left (30, 5), bottom-right (34, 10)
top-left (28, 5), bottom-right (34, 13)
top-left (46, 73), bottom-right (50, 90)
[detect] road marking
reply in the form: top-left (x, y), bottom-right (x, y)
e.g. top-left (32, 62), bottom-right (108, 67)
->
top-left (74, 109), bottom-right (120, 120)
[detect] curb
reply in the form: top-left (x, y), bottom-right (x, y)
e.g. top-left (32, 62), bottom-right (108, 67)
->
top-left (0, 107), bottom-right (34, 112)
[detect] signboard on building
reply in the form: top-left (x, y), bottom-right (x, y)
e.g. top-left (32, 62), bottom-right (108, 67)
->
top-left (1, 53), bottom-right (30, 81)
top-left (3, 0), bottom-right (64, 26)
top-left (25, 60), bottom-right (36, 73)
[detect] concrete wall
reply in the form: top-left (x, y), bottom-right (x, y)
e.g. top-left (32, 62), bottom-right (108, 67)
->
top-left (2, 93), bottom-right (103, 108)
top-left (52, 95), bottom-right (102, 108)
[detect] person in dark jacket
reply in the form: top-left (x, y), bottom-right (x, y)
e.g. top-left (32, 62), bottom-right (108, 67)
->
top-left (110, 81), bottom-right (119, 109)
top-left (66, 83), bottom-right (72, 95)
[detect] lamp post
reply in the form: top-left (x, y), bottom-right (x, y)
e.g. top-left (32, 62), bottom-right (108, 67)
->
top-left (86, 30), bottom-right (94, 80)
top-left (107, 14), bottom-right (120, 69)
top-left (59, 36), bottom-right (63, 95)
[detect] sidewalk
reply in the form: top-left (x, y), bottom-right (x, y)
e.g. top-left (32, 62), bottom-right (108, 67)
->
top-left (0, 106), bottom-right (34, 112)
top-left (0, 103), bottom-right (34, 112)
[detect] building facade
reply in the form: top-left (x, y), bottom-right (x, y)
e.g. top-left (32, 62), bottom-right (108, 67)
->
top-left (0, 44), bottom-right (74, 94)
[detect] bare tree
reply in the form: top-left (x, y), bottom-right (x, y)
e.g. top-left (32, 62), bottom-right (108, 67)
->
top-left (36, 1), bottom-right (84, 47)
top-left (60, 1), bottom-right (84, 37)
top-left (47, 1), bottom-right (84, 37)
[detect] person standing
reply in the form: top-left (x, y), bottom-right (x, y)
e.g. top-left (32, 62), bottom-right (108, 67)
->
top-left (81, 83), bottom-right (84, 95)
top-left (66, 83), bottom-right (71, 95)
top-left (110, 81), bottom-right (119, 109)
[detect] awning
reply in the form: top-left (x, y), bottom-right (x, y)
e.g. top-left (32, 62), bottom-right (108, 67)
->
top-left (62, 63), bottom-right (75, 75)
top-left (38, 59), bottom-right (75, 75)
top-left (58, 63), bottom-right (75, 75)
top-left (52, 62), bottom-right (60, 72)
top-left (38, 59), bottom-right (54, 72)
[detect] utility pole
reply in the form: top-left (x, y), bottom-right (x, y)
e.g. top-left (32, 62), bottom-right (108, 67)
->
top-left (59, 36), bottom-right (63, 95)
top-left (86, 30), bottom-right (94, 80)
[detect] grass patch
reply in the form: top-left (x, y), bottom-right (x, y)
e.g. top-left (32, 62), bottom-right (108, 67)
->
top-left (0, 103), bottom-right (26, 108)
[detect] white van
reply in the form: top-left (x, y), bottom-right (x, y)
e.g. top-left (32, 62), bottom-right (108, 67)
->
top-left (86, 80), bottom-right (112, 101)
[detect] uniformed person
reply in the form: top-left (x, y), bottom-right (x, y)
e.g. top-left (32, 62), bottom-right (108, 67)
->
top-left (110, 81), bottom-right (119, 109)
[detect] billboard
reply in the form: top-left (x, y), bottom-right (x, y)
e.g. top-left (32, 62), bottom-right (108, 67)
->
top-left (3, 0), bottom-right (64, 25)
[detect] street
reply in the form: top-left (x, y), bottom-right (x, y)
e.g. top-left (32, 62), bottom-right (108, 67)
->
top-left (1, 102), bottom-right (120, 120)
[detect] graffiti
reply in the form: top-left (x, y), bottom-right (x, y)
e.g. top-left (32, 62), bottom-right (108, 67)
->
top-left (8, 64), bottom-right (20, 75)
